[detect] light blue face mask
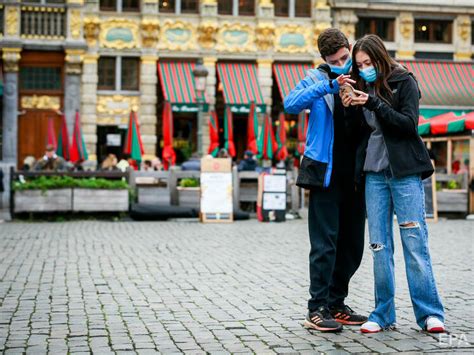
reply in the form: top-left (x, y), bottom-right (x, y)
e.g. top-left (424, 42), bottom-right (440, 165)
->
top-left (360, 66), bottom-right (377, 83)
top-left (329, 57), bottom-right (352, 75)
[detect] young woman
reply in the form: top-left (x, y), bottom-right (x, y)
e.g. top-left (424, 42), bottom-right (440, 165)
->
top-left (340, 34), bottom-right (445, 333)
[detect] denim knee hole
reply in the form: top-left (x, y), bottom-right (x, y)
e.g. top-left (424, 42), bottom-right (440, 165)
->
top-left (400, 222), bottom-right (420, 237)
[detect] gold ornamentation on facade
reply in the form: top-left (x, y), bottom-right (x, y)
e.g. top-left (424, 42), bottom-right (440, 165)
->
top-left (67, 0), bottom-right (84, 4)
top-left (340, 23), bottom-right (355, 40)
top-left (396, 50), bottom-right (415, 59)
top-left (198, 22), bottom-right (218, 49)
top-left (313, 22), bottom-right (331, 47)
top-left (315, 0), bottom-right (329, 9)
top-left (2, 48), bottom-right (22, 72)
top-left (399, 14), bottom-right (414, 40)
top-left (21, 6), bottom-right (65, 13)
top-left (457, 18), bottom-right (471, 41)
top-left (217, 22), bottom-right (255, 53)
top-left (202, 0), bottom-right (217, 4)
top-left (257, 58), bottom-right (273, 68)
top-left (255, 23), bottom-right (275, 51)
top-left (454, 52), bottom-right (472, 60)
top-left (141, 19), bottom-right (160, 48)
top-left (70, 9), bottom-right (82, 40)
top-left (97, 95), bottom-right (140, 117)
top-left (83, 16), bottom-right (100, 46)
top-left (65, 49), bottom-right (85, 74)
top-left (160, 20), bottom-right (196, 51)
top-left (21, 95), bottom-right (61, 110)
top-left (6, 7), bottom-right (19, 36)
top-left (83, 53), bottom-right (99, 64)
top-left (100, 19), bottom-right (139, 49)
top-left (141, 55), bottom-right (158, 65)
top-left (275, 25), bottom-right (310, 53)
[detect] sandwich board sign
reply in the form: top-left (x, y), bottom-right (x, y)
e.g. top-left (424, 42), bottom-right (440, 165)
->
top-left (200, 158), bottom-right (233, 223)
top-left (257, 170), bottom-right (287, 222)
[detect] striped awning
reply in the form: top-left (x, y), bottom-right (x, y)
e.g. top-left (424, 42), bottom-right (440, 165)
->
top-left (217, 63), bottom-right (265, 113)
top-left (418, 111), bottom-right (474, 135)
top-left (158, 61), bottom-right (207, 112)
top-left (273, 63), bottom-right (312, 100)
top-left (399, 60), bottom-right (474, 109)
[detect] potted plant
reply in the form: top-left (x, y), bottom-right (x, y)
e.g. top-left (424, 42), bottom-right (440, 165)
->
top-left (177, 178), bottom-right (200, 208)
top-left (72, 178), bottom-right (129, 212)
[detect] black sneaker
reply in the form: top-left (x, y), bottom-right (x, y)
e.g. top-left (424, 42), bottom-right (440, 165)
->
top-left (304, 306), bottom-right (343, 332)
top-left (330, 305), bottom-right (368, 325)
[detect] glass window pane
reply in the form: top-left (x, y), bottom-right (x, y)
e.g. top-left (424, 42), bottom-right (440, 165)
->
top-left (218, 0), bottom-right (232, 15)
top-left (274, 0), bottom-right (289, 17)
top-left (181, 0), bottom-right (199, 13)
top-left (20, 67), bottom-right (62, 91)
top-left (160, 0), bottom-right (176, 12)
top-left (121, 58), bottom-right (139, 91)
top-left (415, 20), bottom-right (452, 43)
top-left (100, 0), bottom-right (116, 11)
top-left (122, 0), bottom-right (140, 11)
top-left (239, 0), bottom-right (255, 16)
top-left (98, 57), bottom-right (116, 91)
top-left (46, 0), bottom-right (66, 3)
top-left (295, 0), bottom-right (311, 18)
top-left (356, 18), bottom-right (395, 41)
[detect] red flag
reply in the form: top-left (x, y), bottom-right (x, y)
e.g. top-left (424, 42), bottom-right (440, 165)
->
top-left (124, 111), bottom-right (145, 162)
top-left (246, 102), bottom-right (258, 155)
top-left (162, 101), bottom-right (176, 170)
top-left (275, 112), bottom-right (288, 161)
top-left (70, 111), bottom-right (88, 163)
top-left (47, 117), bottom-right (57, 150)
top-left (56, 114), bottom-right (71, 161)
top-left (297, 111), bottom-right (308, 156)
top-left (208, 110), bottom-right (220, 157)
top-left (224, 106), bottom-right (236, 158)
top-left (258, 114), bottom-right (278, 160)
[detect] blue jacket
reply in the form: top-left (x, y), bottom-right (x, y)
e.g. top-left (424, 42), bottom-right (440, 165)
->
top-left (284, 67), bottom-right (340, 187)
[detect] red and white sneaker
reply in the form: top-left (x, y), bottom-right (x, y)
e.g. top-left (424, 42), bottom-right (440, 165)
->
top-left (360, 321), bottom-right (382, 333)
top-left (426, 317), bottom-right (445, 333)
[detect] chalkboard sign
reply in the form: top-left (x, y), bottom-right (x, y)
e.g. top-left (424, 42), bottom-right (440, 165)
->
top-left (423, 169), bottom-right (438, 222)
top-left (257, 171), bottom-right (287, 222)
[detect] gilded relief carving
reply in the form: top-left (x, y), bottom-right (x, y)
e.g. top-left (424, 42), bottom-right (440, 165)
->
top-left (217, 22), bottom-right (255, 52)
top-left (21, 95), bottom-right (61, 110)
top-left (83, 16), bottom-right (100, 46)
top-left (400, 14), bottom-right (414, 40)
top-left (70, 9), bottom-right (82, 40)
top-left (160, 20), bottom-right (196, 51)
top-left (141, 19), bottom-right (160, 48)
top-left (275, 25), bottom-right (310, 53)
top-left (198, 22), bottom-right (218, 49)
top-left (100, 19), bottom-right (139, 49)
top-left (255, 23), bottom-right (275, 51)
top-left (97, 95), bottom-right (140, 116)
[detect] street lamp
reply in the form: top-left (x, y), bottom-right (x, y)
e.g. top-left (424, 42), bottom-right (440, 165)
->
top-left (193, 59), bottom-right (209, 157)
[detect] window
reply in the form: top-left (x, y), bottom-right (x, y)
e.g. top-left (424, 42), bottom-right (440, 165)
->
top-left (274, 0), bottom-right (289, 17)
top-left (415, 20), bottom-right (452, 43)
top-left (218, 0), bottom-right (232, 15)
top-left (218, 0), bottom-right (254, 16)
top-left (159, 0), bottom-right (176, 13)
top-left (100, 0), bottom-right (139, 12)
top-left (98, 57), bottom-right (139, 92)
top-left (472, 22), bottom-right (474, 45)
top-left (181, 0), bottom-right (199, 13)
top-left (239, 0), bottom-right (255, 16)
top-left (294, 0), bottom-right (310, 18)
top-left (20, 67), bottom-right (62, 91)
top-left (356, 17), bottom-right (395, 42)
top-left (414, 52), bottom-right (453, 60)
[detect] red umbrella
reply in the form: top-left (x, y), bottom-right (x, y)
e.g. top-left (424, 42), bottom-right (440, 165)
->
top-left (258, 113), bottom-right (278, 160)
top-left (246, 102), bottom-right (259, 155)
top-left (70, 111), bottom-right (88, 163)
top-left (47, 116), bottom-right (57, 150)
top-left (208, 110), bottom-right (220, 157)
top-left (464, 111), bottom-right (474, 130)
top-left (224, 106), bottom-right (236, 158)
top-left (124, 111), bottom-right (145, 162)
top-left (56, 114), bottom-right (71, 161)
top-left (162, 101), bottom-right (176, 170)
top-left (297, 111), bottom-right (308, 156)
top-left (275, 112), bottom-right (288, 161)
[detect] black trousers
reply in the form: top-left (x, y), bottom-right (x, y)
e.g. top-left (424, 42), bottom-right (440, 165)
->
top-left (307, 176), bottom-right (366, 311)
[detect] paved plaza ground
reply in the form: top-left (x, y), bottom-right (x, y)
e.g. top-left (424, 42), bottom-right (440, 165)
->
top-left (0, 218), bottom-right (473, 354)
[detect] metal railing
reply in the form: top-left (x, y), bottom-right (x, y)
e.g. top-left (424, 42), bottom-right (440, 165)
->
top-left (20, 5), bottom-right (66, 39)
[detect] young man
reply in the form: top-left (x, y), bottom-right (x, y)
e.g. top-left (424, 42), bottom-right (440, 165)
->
top-left (284, 28), bottom-right (367, 332)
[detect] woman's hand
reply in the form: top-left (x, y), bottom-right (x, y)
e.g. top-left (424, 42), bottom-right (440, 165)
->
top-left (340, 92), bottom-right (352, 107)
top-left (336, 74), bottom-right (355, 87)
top-left (350, 89), bottom-right (369, 106)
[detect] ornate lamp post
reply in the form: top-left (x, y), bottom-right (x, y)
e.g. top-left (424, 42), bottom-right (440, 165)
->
top-left (193, 59), bottom-right (209, 157)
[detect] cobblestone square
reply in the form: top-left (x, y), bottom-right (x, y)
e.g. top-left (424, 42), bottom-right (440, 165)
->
top-left (0, 219), bottom-right (473, 354)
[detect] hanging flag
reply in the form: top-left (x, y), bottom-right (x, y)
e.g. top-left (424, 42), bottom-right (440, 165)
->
top-left (258, 113), bottom-right (278, 160)
top-left (70, 111), bottom-right (89, 163)
top-left (47, 117), bottom-right (57, 150)
top-left (224, 106), bottom-right (236, 158)
top-left (296, 111), bottom-right (308, 156)
top-left (275, 112), bottom-right (288, 161)
top-left (162, 101), bottom-right (176, 170)
top-left (246, 102), bottom-right (259, 155)
top-left (56, 114), bottom-right (71, 161)
top-left (208, 110), bottom-right (220, 157)
top-left (124, 111), bottom-right (145, 163)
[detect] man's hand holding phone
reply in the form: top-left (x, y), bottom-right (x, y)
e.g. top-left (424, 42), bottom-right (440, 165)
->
top-left (349, 89), bottom-right (369, 106)
top-left (339, 84), bottom-right (357, 108)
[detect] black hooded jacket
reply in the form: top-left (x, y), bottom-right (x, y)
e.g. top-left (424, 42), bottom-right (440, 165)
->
top-left (354, 66), bottom-right (434, 184)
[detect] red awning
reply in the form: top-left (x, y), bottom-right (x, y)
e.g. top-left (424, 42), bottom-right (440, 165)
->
top-left (273, 63), bottom-right (312, 100)
top-left (464, 111), bottom-right (474, 130)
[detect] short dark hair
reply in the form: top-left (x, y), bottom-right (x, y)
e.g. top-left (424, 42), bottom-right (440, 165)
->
top-left (317, 28), bottom-right (350, 59)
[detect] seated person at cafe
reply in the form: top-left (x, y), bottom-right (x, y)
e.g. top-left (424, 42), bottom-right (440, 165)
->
top-left (34, 144), bottom-right (66, 171)
top-left (238, 150), bottom-right (258, 172)
top-left (181, 153), bottom-right (201, 171)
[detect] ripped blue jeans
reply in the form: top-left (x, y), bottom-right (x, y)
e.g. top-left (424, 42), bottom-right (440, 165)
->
top-left (365, 171), bottom-right (444, 329)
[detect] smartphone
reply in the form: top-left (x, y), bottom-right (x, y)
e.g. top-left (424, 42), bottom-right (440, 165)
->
top-left (340, 84), bottom-right (356, 98)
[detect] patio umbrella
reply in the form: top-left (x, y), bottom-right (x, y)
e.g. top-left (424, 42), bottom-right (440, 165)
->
top-left (70, 110), bottom-right (89, 163)
top-left (464, 111), bottom-right (474, 130)
top-left (296, 111), bottom-right (308, 156)
top-left (246, 102), bottom-right (259, 155)
top-left (162, 101), bottom-right (176, 170)
top-left (275, 112), bottom-right (288, 161)
top-left (56, 114), bottom-right (71, 161)
top-left (47, 116), bottom-right (57, 150)
top-left (124, 110), bottom-right (145, 163)
top-left (224, 106), bottom-right (236, 158)
top-left (258, 113), bottom-right (278, 160)
top-left (430, 112), bottom-right (468, 135)
top-left (208, 110), bottom-right (220, 157)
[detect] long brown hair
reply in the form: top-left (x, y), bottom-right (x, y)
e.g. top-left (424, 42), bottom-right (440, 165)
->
top-left (352, 34), bottom-right (399, 104)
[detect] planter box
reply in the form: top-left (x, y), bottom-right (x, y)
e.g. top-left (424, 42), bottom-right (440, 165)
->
top-left (14, 189), bottom-right (72, 213)
top-left (73, 189), bottom-right (129, 212)
top-left (437, 190), bottom-right (468, 213)
top-left (137, 186), bottom-right (170, 205)
top-left (177, 187), bottom-right (200, 208)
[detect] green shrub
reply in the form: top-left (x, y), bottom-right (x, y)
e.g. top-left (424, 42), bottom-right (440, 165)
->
top-left (13, 176), bottom-right (128, 191)
top-left (179, 178), bottom-right (199, 188)
top-left (447, 180), bottom-right (460, 190)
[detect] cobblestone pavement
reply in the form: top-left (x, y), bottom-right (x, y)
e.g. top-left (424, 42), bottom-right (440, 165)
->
top-left (0, 219), bottom-right (473, 354)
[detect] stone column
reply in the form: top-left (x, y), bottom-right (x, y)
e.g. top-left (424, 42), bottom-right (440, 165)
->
top-left (333, 9), bottom-right (357, 43)
top-left (257, 59), bottom-right (273, 116)
top-left (64, 49), bottom-right (85, 138)
top-left (2, 48), bottom-right (22, 165)
top-left (81, 53), bottom-right (99, 162)
top-left (202, 57), bottom-right (217, 155)
top-left (313, 0), bottom-right (332, 65)
top-left (396, 12), bottom-right (415, 59)
top-left (454, 15), bottom-right (472, 61)
top-left (140, 55), bottom-right (159, 159)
